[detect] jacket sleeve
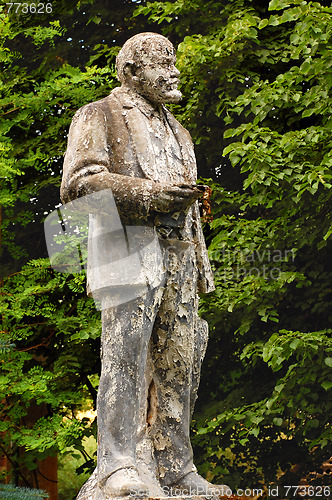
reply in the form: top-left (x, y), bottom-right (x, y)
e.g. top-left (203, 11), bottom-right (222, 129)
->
top-left (60, 101), bottom-right (158, 223)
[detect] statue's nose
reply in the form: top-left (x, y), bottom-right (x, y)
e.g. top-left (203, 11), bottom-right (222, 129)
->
top-left (171, 66), bottom-right (180, 78)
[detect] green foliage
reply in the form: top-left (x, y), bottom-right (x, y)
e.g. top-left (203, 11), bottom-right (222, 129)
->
top-left (0, 259), bottom-right (100, 477)
top-left (0, 484), bottom-right (48, 499)
top-left (0, 0), bottom-right (119, 483)
top-left (57, 436), bottom-right (97, 500)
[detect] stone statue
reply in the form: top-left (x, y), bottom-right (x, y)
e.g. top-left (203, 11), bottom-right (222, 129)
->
top-left (61, 32), bottom-right (230, 499)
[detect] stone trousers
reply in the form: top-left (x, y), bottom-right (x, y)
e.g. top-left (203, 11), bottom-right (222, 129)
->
top-left (96, 240), bottom-right (208, 488)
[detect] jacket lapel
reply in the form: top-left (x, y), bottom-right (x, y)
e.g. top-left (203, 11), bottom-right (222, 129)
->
top-left (113, 88), bottom-right (159, 180)
top-left (163, 107), bottom-right (197, 184)
top-left (113, 87), bottom-right (196, 184)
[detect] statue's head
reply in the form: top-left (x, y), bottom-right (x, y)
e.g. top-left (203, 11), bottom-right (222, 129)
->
top-left (116, 32), bottom-right (182, 104)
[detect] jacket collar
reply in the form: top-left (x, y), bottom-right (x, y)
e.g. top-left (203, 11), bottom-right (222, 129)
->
top-left (112, 87), bottom-right (162, 118)
top-left (110, 86), bottom-right (196, 183)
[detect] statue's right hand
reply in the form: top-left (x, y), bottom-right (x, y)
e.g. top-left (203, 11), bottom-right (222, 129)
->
top-left (150, 183), bottom-right (201, 213)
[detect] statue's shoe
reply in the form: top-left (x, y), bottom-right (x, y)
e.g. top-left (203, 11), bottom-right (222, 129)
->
top-left (170, 471), bottom-right (232, 497)
top-left (103, 467), bottom-right (149, 497)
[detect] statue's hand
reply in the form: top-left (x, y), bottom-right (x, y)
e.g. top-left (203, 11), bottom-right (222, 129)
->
top-left (150, 183), bottom-right (202, 213)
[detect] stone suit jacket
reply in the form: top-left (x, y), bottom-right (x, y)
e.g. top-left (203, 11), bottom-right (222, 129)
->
top-left (60, 86), bottom-right (215, 295)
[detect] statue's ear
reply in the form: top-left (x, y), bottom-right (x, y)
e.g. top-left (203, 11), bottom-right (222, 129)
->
top-left (123, 60), bottom-right (136, 79)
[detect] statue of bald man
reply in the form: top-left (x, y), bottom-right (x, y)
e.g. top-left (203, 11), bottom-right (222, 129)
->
top-left (61, 32), bottom-right (230, 499)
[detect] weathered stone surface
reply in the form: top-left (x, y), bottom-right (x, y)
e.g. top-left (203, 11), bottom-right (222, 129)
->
top-left (76, 469), bottom-right (243, 500)
top-left (60, 32), bottom-right (229, 499)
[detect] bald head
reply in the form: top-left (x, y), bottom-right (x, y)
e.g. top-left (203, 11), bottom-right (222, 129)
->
top-left (116, 32), bottom-right (182, 105)
top-left (116, 32), bottom-right (176, 83)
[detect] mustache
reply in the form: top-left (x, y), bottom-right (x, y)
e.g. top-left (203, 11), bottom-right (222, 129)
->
top-left (155, 76), bottom-right (180, 89)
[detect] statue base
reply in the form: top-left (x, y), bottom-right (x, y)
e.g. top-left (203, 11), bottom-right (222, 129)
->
top-left (76, 470), bottom-right (253, 500)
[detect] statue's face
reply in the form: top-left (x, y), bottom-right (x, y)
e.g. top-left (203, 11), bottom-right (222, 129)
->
top-left (134, 45), bottom-right (182, 104)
